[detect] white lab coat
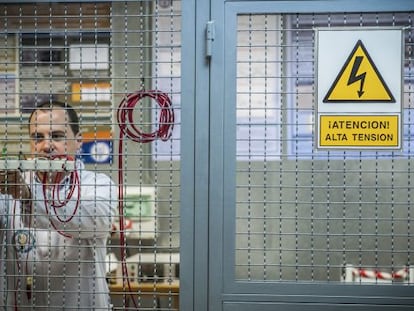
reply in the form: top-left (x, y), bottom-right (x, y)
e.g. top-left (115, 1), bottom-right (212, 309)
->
top-left (0, 161), bottom-right (118, 310)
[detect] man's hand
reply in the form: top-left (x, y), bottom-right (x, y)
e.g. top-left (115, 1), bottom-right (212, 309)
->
top-left (0, 170), bottom-right (31, 200)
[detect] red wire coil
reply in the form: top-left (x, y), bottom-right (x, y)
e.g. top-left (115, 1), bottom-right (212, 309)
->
top-left (116, 89), bottom-right (174, 309)
top-left (117, 90), bottom-right (174, 143)
top-left (41, 155), bottom-right (80, 239)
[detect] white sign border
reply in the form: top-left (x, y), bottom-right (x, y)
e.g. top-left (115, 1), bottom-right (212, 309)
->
top-left (315, 26), bottom-right (404, 150)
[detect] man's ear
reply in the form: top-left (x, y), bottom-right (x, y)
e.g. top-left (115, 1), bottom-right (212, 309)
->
top-left (76, 132), bottom-right (83, 148)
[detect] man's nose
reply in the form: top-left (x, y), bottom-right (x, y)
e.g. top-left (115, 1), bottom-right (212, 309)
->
top-left (40, 137), bottom-right (55, 153)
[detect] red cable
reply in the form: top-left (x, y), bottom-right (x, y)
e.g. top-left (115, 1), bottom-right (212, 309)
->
top-left (41, 155), bottom-right (80, 239)
top-left (117, 90), bottom-right (174, 143)
top-left (116, 89), bottom-right (174, 308)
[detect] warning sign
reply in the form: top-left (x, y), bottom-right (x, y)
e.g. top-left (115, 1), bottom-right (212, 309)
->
top-left (323, 40), bottom-right (395, 103)
top-left (316, 27), bottom-right (403, 149)
top-left (319, 115), bottom-right (399, 147)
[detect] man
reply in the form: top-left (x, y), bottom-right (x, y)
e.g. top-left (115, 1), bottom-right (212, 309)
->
top-left (0, 101), bottom-right (117, 310)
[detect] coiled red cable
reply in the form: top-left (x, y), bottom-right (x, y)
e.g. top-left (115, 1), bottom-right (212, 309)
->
top-left (41, 155), bottom-right (80, 239)
top-left (117, 90), bottom-right (174, 143)
top-left (116, 90), bottom-right (174, 308)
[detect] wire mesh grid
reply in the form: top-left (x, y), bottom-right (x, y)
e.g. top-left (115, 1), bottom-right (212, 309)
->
top-left (0, 1), bottom-right (181, 310)
top-left (235, 12), bottom-right (414, 284)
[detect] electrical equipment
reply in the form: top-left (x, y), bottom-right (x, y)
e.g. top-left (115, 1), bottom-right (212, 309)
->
top-left (123, 186), bottom-right (156, 239)
top-left (119, 252), bottom-right (180, 283)
top-left (0, 158), bottom-right (75, 171)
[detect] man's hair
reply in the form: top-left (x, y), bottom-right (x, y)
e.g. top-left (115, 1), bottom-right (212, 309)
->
top-left (28, 101), bottom-right (80, 135)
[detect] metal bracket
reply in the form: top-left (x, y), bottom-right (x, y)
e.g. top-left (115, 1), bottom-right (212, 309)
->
top-left (206, 20), bottom-right (215, 58)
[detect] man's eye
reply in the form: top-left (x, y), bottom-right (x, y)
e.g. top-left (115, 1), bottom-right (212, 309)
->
top-left (30, 134), bottom-right (44, 142)
top-left (51, 133), bottom-right (66, 141)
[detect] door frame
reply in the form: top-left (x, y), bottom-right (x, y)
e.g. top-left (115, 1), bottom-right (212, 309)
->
top-left (181, 1), bottom-right (414, 311)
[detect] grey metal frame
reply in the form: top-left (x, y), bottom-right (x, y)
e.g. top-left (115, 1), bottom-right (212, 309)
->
top-left (181, 0), bottom-right (414, 310)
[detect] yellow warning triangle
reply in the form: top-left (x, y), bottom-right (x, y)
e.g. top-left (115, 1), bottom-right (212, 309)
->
top-left (323, 40), bottom-right (395, 103)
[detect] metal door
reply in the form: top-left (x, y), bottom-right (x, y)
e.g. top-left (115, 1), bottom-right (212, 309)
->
top-left (186, 0), bottom-right (414, 310)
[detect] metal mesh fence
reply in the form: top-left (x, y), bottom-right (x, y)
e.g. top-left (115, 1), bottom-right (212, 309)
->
top-left (1, 2), bottom-right (413, 310)
top-left (0, 1), bottom-right (181, 310)
top-left (235, 12), bottom-right (414, 284)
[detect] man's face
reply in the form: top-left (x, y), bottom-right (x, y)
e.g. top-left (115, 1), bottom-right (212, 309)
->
top-left (29, 107), bottom-right (81, 159)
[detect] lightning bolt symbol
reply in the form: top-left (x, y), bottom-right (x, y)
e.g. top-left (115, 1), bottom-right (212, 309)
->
top-left (347, 56), bottom-right (366, 98)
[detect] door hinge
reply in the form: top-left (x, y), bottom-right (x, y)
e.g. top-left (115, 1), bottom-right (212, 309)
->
top-left (206, 20), bottom-right (215, 58)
